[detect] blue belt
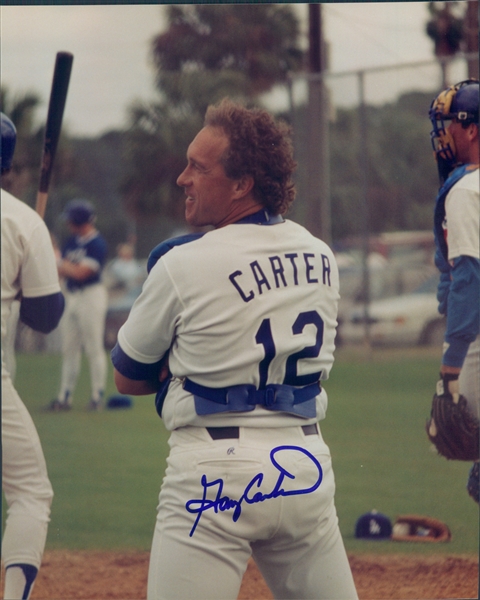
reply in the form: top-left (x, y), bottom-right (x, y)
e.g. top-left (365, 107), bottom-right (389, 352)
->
top-left (183, 378), bottom-right (320, 418)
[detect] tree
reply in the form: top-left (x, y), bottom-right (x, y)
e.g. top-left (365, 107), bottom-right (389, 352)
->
top-left (1, 87), bottom-right (79, 229)
top-left (152, 4), bottom-right (303, 112)
top-left (291, 91), bottom-right (440, 241)
top-left (1, 88), bottom-right (43, 200)
top-left (121, 4), bottom-right (304, 232)
top-left (426, 1), bottom-right (467, 86)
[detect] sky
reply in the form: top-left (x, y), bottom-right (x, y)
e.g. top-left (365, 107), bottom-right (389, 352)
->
top-left (0, 2), bottom-right (472, 137)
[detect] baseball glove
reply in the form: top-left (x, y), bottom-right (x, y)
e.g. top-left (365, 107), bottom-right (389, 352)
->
top-left (391, 515), bottom-right (451, 543)
top-left (426, 375), bottom-right (479, 462)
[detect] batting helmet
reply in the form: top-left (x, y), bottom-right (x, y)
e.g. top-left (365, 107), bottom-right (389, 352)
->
top-left (429, 79), bottom-right (479, 178)
top-left (62, 199), bottom-right (95, 225)
top-left (1, 112), bottom-right (17, 174)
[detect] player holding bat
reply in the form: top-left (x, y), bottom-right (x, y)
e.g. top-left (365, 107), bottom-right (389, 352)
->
top-left (1, 52), bottom-right (72, 599)
top-left (1, 113), bottom-right (65, 599)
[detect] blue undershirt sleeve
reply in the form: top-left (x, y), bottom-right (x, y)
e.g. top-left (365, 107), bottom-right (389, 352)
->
top-left (442, 255), bottom-right (480, 367)
top-left (434, 247), bottom-right (451, 316)
top-left (20, 292), bottom-right (65, 334)
top-left (111, 342), bottom-right (164, 381)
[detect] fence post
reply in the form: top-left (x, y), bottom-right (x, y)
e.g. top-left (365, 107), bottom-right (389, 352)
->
top-left (358, 70), bottom-right (372, 355)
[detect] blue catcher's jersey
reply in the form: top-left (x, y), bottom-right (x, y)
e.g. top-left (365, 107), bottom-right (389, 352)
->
top-left (62, 231), bottom-right (108, 291)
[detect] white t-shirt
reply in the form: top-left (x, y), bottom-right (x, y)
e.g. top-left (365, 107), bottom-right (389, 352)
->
top-left (118, 219), bottom-right (340, 430)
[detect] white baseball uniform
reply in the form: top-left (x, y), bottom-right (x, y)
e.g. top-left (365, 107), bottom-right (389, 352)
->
top-left (113, 213), bottom-right (358, 599)
top-left (1, 189), bottom-right (63, 597)
top-left (55, 229), bottom-right (108, 407)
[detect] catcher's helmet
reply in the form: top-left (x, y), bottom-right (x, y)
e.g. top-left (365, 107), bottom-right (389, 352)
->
top-left (429, 79), bottom-right (479, 178)
top-left (1, 112), bottom-right (17, 173)
top-left (62, 199), bottom-right (95, 225)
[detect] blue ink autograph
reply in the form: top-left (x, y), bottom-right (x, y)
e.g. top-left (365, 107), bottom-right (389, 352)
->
top-left (185, 445), bottom-right (323, 537)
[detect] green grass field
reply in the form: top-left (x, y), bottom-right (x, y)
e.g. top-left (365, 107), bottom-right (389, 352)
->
top-left (3, 346), bottom-right (479, 556)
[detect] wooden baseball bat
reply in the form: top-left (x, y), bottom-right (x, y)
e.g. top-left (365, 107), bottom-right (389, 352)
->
top-left (35, 51), bottom-right (74, 219)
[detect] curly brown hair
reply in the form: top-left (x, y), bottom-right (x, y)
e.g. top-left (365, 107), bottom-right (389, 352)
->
top-left (204, 98), bottom-right (296, 215)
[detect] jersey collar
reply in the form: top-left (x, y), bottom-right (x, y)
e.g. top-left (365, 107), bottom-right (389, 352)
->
top-left (235, 209), bottom-right (284, 225)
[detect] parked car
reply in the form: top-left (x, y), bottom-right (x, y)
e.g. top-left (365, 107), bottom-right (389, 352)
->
top-left (340, 274), bottom-right (445, 347)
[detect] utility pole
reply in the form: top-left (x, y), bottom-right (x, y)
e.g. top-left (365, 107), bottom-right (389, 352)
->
top-left (306, 4), bottom-right (331, 244)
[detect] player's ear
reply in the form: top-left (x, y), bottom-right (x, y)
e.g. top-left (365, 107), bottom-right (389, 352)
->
top-left (468, 122), bottom-right (479, 141)
top-left (233, 175), bottom-right (254, 199)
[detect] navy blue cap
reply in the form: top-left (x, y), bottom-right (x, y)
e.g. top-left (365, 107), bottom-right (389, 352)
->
top-left (355, 510), bottom-right (392, 540)
top-left (62, 199), bottom-right (95, 226)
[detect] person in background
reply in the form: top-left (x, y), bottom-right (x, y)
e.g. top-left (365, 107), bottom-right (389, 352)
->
top-left (49, 199), bottom-right (108, 411)
top-left (106, 241), bottom-right (144, 293)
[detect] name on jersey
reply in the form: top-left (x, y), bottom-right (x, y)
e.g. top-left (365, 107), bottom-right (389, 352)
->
top-left (228, 252), bottom-right (332, 303)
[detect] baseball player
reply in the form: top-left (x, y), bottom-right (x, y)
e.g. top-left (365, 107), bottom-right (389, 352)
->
top-left (49, 199), bottom-right (108, 411)
top-left (112, 99), bottom-right (358, 600)
top-left (428, 79), bottom-right (480, 501)
top-left (1, 113), bottom-right (65, 600)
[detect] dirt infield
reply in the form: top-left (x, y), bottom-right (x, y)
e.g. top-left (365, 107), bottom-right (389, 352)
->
top-left (23, 550), bottom-right (478, 599)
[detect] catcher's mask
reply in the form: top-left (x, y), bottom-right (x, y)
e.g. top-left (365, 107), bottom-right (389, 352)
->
top-left (429, 78), bottom-right (479, 181)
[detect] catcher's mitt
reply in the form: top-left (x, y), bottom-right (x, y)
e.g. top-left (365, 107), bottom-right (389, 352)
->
top-left (392, 515), bottom-right (451, 543)
top-left (426, 374), bottom-right (479, 461)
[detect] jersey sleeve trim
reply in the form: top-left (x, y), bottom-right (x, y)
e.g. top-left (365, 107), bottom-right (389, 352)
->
top-left (20, 292), bottom-right (65, 334)
top-left (111, 342), bottom-right (164, 381)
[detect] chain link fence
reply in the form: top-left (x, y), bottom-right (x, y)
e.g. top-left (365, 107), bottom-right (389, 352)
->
top-left (284, 53), bottom-right (477, 347)
top-left (287, 53), bottom-right (475, 241)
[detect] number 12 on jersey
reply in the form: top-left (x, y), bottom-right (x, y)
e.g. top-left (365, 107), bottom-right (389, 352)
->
top-left (255, 310), bottom-right (324, 388)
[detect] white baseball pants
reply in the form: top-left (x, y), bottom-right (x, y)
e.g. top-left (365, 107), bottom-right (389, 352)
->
top-left (147, 424), bottom-right (358, 600)
top-left (57, 283), bottom-right (108, 403)
top-left (1, 374), bottom-right (53, 569)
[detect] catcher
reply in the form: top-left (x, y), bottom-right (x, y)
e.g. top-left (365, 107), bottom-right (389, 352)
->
top-left (426, 79), bottom-right (479, 503)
